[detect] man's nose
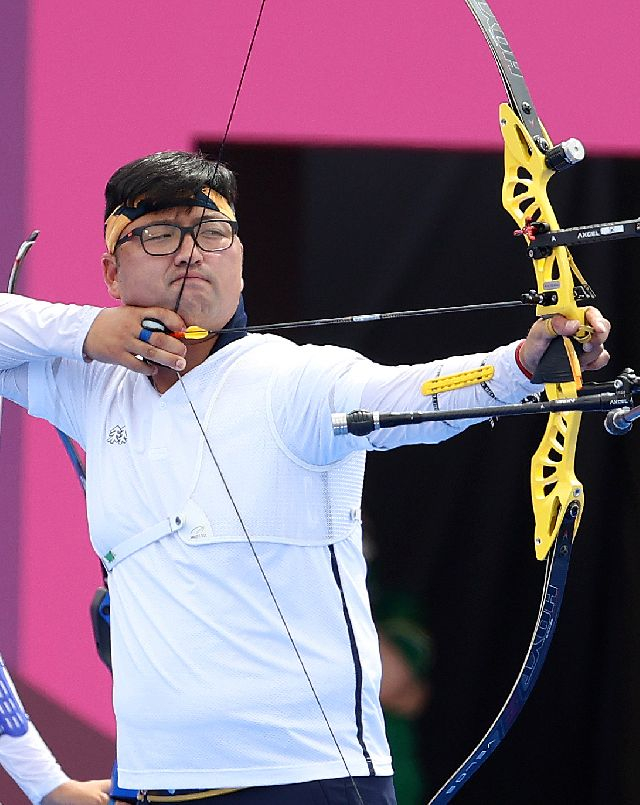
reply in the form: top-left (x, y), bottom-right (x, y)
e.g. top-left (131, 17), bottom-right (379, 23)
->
top-left (174, 230), bottom-right (203, 263)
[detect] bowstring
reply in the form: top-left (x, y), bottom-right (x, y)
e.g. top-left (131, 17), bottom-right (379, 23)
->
top-left (177, 376), bottom-right (366, 801)
top-left (172, 3), bottom-right (366, 801)
top-left (173, 0), bottom-right (267, 315)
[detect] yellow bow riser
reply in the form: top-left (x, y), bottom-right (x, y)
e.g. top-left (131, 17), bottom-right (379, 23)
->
top-left (530, 389), bottom-right (584, 560)
top-left (500, 103), bottom-right (591, 335)
top-left (499, 102), bottom-right (587, 560)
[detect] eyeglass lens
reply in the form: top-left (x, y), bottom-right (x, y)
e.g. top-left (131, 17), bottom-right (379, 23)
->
top-left (140, 221), bottom-right (234, 254)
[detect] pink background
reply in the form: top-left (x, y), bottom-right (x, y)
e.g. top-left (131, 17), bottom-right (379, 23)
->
top-left (7, 0), bottom-right (640, 738)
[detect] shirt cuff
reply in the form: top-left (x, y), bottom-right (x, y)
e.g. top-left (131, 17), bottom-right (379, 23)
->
top-left (514, 340), bottom-right (533, 380)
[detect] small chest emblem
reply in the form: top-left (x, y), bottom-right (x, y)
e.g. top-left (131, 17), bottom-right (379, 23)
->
top-left (107, 425), bottom-right (128, 445)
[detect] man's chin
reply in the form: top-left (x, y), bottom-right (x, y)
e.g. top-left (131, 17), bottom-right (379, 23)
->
top-left (180, 310), bottom-right (233, 334)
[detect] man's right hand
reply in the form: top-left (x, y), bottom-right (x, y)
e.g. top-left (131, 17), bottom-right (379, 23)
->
top-left (82, 307), bottom-right (188, 376)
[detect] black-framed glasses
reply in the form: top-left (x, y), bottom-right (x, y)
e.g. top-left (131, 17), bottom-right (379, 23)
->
top-left (115, 219), bottom-right (238, 256)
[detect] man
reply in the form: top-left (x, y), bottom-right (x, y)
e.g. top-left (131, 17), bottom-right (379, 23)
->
top-left (0, 654), bottom-right (112, 804)
top-left (0, 151), bottom-right (610, 805)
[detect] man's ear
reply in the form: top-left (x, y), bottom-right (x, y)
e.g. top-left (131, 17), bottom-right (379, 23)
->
top-left (102, 253), bottom-right (121, 300)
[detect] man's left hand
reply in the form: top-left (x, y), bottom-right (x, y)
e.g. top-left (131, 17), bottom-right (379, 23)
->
top-left (518, 306), bottom-right (611, 378)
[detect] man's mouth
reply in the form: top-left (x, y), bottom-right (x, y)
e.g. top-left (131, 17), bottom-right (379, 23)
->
top-left (173, 274), bottom-right (208, 284)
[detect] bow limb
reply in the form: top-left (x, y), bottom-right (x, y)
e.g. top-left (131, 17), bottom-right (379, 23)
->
top-left (0, 231), bottom-right (39, 431)
top-left (2, 232), bottom-right (88, 494)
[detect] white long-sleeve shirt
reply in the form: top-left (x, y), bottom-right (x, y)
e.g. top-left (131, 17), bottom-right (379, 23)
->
top-left (0, 725), bottom-right (70, 804)
top-left (0, 652), bottom-right (69, 804)
top-left (0, 293), bottom-right (540, 790)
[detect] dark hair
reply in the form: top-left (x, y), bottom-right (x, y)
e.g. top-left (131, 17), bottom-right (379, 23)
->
top-left (104, 151), bottom-right (238, 220)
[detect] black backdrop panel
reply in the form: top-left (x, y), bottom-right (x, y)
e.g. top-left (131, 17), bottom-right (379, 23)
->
top-left (204, 142), bottom-right (640, 804)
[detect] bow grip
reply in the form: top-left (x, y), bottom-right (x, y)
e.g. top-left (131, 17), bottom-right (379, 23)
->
top-left (531, 336), bottom-right (583, 387)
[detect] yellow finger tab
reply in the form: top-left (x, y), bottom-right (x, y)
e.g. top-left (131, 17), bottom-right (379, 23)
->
top-left (421, 365), bottom-right (495, 396)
